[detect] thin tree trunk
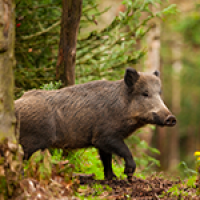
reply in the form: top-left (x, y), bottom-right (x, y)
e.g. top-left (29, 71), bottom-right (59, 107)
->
top-left (157, 126), bottom-right (167, 170)
top-left (186, 126), bottom-right (196, 156)
top-left (0, 0), bottom-right (16, 141)
top-left (145, 14), bottom-right (161, 73)
top-left (156, 66), bottom-right (167, 170)
top-left (56, 0), bottom-right (83, 86)
top-left (168, 39), bottom-right (182, 170)
top-left (140, 3), bottom-right (161, 146)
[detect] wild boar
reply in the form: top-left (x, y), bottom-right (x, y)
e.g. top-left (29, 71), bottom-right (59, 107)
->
top-left (15, 68), bottom-right (176, 180)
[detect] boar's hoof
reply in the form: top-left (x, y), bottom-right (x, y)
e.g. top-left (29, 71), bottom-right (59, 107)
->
top-left (164, 115), bottom-right (176, 126)
top-left (127, 175), bottom-right (133, 182)
top-left (105, 172), bottom-right (117, 180)
top-left (124, 167), bottom-right (134, 181)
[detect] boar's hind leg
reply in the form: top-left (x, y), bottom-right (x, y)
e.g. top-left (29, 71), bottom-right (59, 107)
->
top-left (98, 149), bottom-right (116, 180)
top-left (21, 137), bottom-right (53, 160)
top-left (23, 145), bottom-right (47, 160)
top-left (95, 138), bottom-right (136, 180)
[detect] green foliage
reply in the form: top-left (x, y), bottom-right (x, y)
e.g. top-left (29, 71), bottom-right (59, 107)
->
top-left (40, 80), bottom-right (62, 90)
top-left (178, 161), bottom-right (197, 178)
top-left (0, 177), bottom-right (7, 199)
top-left (50, 138), bottom-right (160, 180)
top-left (15, 0), bottom-right (176, 95)
top-left (15, 0), bottom-right (61, 91)
top-left (24, 149), bottom-right (77, 184)
top-left (24, 150), bottom-right (53, 181)
top-left (91, 184), bottom-right (105, 196)
top-left (160, 175), bottom-right (197, 199)
top-left (126, 133), bottom-right (160, 172)
top-left (161, 4), bottom-right (178, 16)
top-left (158, 161), bottom-right (198, 198)
top-left (165, 184), bottom-right (189, 198)
top-left (67, 148), bottom-right (104, 179)
top-left (178, 5), bottom-right (200, 46)
top-left (76, 0), bottom-right (177, 83)
top-left (176, 3), bottom-right (200, 132)
top-left (161, 1), bottom-right (200, 169)
top-left (50, 148), bottom-right (64, 162)
top-left (187, 176), bottom-right (197, 189)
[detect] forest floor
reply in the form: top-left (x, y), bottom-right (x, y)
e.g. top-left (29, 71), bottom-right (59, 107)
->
top-left (78, 174), bottom-right (200, 200)
top-left (1, 139), bottom-right (200, 200)
top-left (10, 172), bottom-right (200, 200)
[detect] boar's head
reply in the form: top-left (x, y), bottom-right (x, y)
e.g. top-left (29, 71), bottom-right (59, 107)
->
top-left (124, 68), bottom-right (176, 127)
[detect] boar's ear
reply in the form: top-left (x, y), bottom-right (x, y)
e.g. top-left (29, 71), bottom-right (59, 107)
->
top-left (124, 68), bottom-right (140, 87)
top-left (153, 70), bottom-right (160, 77)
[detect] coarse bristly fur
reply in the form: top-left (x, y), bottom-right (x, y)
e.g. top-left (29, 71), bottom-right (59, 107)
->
top-left (15, 68), bottom-right (176, 180)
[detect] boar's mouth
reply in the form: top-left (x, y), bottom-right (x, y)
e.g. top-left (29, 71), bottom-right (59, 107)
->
top-left (138, 113), bottom-right (164, 126)
top-left (152, 112), bottom-right (165, 126)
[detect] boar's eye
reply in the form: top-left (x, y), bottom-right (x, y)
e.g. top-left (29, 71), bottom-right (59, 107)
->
top-left (142, 92), bottom-right (149, 97)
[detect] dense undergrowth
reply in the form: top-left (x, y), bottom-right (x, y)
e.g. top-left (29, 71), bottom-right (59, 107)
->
top-left (1, 137), bottom-right (199, 199)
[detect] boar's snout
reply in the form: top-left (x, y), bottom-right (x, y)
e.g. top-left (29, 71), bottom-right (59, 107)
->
top-left (164, 115), bottom-right (176, 127)
top-left (152, 112), bottom-right (176, 127)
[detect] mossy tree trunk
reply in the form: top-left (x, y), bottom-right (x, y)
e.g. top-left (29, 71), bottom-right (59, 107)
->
top-left (56, 0), bottom-right (83, 86)
top-left (0, 0), bottom-right (16, 141)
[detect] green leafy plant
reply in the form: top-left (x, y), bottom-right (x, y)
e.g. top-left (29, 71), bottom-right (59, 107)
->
top-left (58, 142), bottom-right (160, 180)
top-left (166, 184), bottom-right (189, 198)
top-left (40, 80), bottom-right (62, 90)
top-left (187, 176), bottom-right (197, 189)
top-left (67, 148), bottom-right (104, 179)
top-left (159, 160), bottom-right (198, 199)
top-left (159, 176), bottom-right (197, 200)
top-left (126, 133), bottom-right (160, 172)
top-left (178, 161), bottom-right (197, 178)
top-left (76, 183), bottom-right (112, 199)
top-left (24, 149), bottom-right (52, 181)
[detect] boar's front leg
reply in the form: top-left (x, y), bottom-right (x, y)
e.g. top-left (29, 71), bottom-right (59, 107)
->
top-left (98, 149), bottom-right (117, 180)
top-left (95, 137), bottom-right (136, 180)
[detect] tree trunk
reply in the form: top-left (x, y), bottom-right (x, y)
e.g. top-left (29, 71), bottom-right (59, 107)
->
top-left (140, 3), bottom-right (161, 146)
top-left (56, 0), bottom-right (83, 86)
top-left (156, 126), bottom-right (167, 170)
top-left (186, 126), bottom-right (196, 157)
top-left (0, 0), bottom-right (16, 141)
top-left (156, 66), bottom-right (167, 170)
top-left (168, 39), bottom-right (182, 170)
top-left (145, 12), bottom-right (161, 73)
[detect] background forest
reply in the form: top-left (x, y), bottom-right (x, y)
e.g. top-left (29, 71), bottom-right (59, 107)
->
top-left (14, 0), bottom-right (200, 172)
